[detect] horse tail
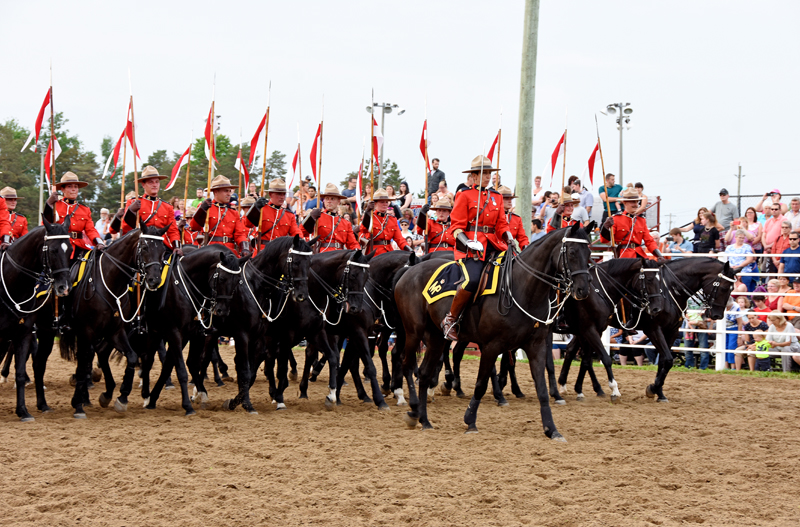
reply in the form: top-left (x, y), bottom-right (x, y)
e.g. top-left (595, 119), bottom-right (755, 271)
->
top-left (58, 328), bottom-right (77, 362)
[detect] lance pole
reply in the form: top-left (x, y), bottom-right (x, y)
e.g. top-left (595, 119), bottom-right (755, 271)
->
top-left (560, 110), bottom-right (567, 204)
top-left (495, 109), bottom-right (502, 187)
top-left (129, 96), bottom-right (140, 228)
top-left (204, 78), bottom-right (216, 241)
top-left (423, 98), bottom-right (430, 253)
top-left (49, 64), bottom-right (60, 328)
top-left (257, 84), bottom-right (271, 251)
top-left (313, 97), bottom-right (324, 242)
top-left (182, 130), bottom-right (193, 239)
top-left (367, 89), bottom-right (375, 254)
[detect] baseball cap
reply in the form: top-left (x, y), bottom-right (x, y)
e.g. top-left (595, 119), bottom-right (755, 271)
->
top-left (719, 188), bottom-right (729, 195)
top-left (771, 188), bottom-right (782, 195)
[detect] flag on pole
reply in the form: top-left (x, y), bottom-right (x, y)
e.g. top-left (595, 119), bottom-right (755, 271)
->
top-left (125, 99), bottom-right (141, 160)
top-left (580, 142), bottom-right (600, 186)
top-left (204, 104), bottom-right (217, 166)
top-left (487, 131), bottom-right (500, 162)
top-left (248, 112), bottom-right (267, 170)
top-left (102, 129), bottom-right (127, 179)
top-left (234, 149), bottom-right (250, 190)
top-left (167, 144), bottom-right (192, 191)
top-left (419, 120), bottom-right (430, 172)
top-left (288, 144), bottom-right (300, 190)
top-left (372, 118), bottom-right (383, 166)
top-left (21, 88), bottom-right (52, 152)
top-left (544, 132), bottom-right (566, 185)
top-left (309, 124), bottom-right (321, 185)
top-left (43, 137), bottom-right (61, 186)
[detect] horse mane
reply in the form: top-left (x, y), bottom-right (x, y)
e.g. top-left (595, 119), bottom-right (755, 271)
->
top-left (602, 258), bottom-right (643, 276)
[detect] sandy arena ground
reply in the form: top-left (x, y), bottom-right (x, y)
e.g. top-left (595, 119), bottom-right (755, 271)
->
top-left (0, 346), bottom-right (799, 527)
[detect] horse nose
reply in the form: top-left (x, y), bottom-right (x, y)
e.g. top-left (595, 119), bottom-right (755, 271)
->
top-left (57, 284), bottom-right (71, 297)
top-left (294, 292), bottom-right (305, 302)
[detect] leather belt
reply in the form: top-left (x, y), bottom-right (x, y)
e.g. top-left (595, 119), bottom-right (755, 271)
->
top-left (373, 240), bottom-right (391, 246)
top-left (210, 236), bottom-right (234, 244)
top-left (320, 242), bottom-right (342, 249)
top-left (468, 226), bottom-right (495, 234)
top-left (69, 232), bottom-right (79, 239)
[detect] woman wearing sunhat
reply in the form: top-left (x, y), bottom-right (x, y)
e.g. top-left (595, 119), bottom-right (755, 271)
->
top-left (301, 183), bottom-right (359, 252)
top-left (416, 196), bottom-right (456, 253)
top-left (546, 193), bottom-right (582, 233)
top-left (245, 178), bottom-right (300, 243)
top-left (600, 186), bottom-right (665, 260)
top-left (498, 186), bottom-right (530, 248)
top-left (0, 187), bottom-right (28, 241)
top-left (360, 188), bottom-right (410, 255)
top-left (190, 175), bottom-right (251, 257)
top-left (109, 166), bottom-right (182, 255)
top-left (441, 155), bottom-right (516, 341)
top-left (43, 172), bottom-right (105, 260)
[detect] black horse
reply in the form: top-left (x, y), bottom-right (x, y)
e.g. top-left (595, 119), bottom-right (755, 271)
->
top-left (394, 223), bottom-right (593, 439)
top-left (552, 257), bottom-right (665, 399)
top-left (57, 227), bottom-right (167, 418)
top-left (0, 221), bottom-right (72, 421)
top-left (190, 235), bottom-right (312, 413)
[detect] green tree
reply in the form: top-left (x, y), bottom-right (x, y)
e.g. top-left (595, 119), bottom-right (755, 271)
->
top-left (0, 119), bottom-right (43, 219)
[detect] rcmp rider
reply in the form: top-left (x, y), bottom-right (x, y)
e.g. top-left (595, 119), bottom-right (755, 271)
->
top-left (360, 188), bottom-right (411, 255)
top-left (109, 166), bottom-right (183, 256)
top-left (0, 187), bottom-right (28, 241)
top-left (497, 186), bottom-right (530, 248)
top-left (416, 196), bottom-right (456, 253)
top-left (441, 155), bottom-right (518, 341)
top-left (190, 175), bottom-right (251, 258)
top-left (600, 186), bottom-right (666, 261)
top-left (546, 193), bottom-right (581, 233)
top-left (245, 178), bottom-right (300, 243)
top-left (43, 172), bottom-right (106, 261)
top-left (301, 183), bottom-right (359, 253)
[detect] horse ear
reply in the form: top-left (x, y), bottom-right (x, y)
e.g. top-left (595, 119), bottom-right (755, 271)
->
top-left (723, 260), bottom-right (731, 273)
top-left (292, 234), bottom-right (299, 246)
top-left (366, 250), bottom-right (377, 260)
top-left (41, 214), bottom-right (52, 230)
top-left (408, 253), bottom-right (417, 266)
top-left (584, 221), bottom-right (596, 234)
top-left (62, 214), bottom-right (71, 231)
top-left (237, 256), bottom-right (249, 266)
top-left (307, 236), bottom-right (319, 246)
top-left (569, 222), bottom-right (580, 235)
top-left (157, 225), bottom-right (169, 236)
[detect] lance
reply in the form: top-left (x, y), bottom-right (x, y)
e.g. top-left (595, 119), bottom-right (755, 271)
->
top-left (422, 97), bottom-right (430, 253)
top-left (313, 96), bottom-right (324, 243)
top-left (367, 89), bottom-right (375, 255)
top-left (560, 109), bottom-right (567, 204)
top-left (49, 63), bottom-right (60, 329)
top-left (204, 77), bottom-right (216, 244)
top-left (182, 129), bottom-right (193, 242)
top-left (296, 123), bottom-right (303, 221)
top-left (257, 84), bottom-right (271, 252)
top-left (495, 108), bottom-right (502, 187)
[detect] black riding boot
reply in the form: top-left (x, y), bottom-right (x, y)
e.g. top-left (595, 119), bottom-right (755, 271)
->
top-left (441, 287), bottom-right (473, 341)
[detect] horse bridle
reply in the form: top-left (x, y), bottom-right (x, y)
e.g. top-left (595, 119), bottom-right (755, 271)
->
top-left (662, 264), bottom-right (736, 316)
top-left (308, 255), bottom-right (370, 325)
top-left (176, 257), bottom-right (242, 331)
top-left (0, 233), bottom-right (71, 314)
top-left (241, 247), bottom-right (312, 322)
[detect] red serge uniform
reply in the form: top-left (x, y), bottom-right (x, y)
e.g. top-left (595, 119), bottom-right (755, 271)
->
top-left (448, 186), bottom-right (510, 260)
top-left (302, 211), bottom-right (359, 252)
top-left (180, 227), bottom-right (198, 246)
top-left (190, 202), bottom-right (248, 256)
top-left (52, 199), bottom-right (102, 256)
top-left (0, 198), bottom-right (10, 238)
top-left (359, 213), bottom-right (408, 255)
top-left (507, 212), bottom-right (530, 248)
top-left (417, 219), bottom-right (455, 252)
top-left (112, 196), bottom-right (180, 248)
top-left (601, 212), bottom-right (658, 258)
top-left (10, 212), bottom-right (28, 240)
top-left (546, 216), bottom-right (579, 234)
top-left (245, 203), bottom-right (300, 242)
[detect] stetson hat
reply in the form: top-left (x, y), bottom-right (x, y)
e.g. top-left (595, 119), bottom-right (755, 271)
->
top-left (462, 155), bottom-right (500, 174)
top-left (240, 195), bottom-right (256, 207)
top-left (561, 193), bottom-right (581, 206)
top-left (268, 179), bottom-right (287, 193)
top-left (0, 187), bottom-right (21, 199)
top-left (137, 165), bottom-right (169, 182)
top-left (319, 183), bottom-right (345, 198)
top-left (209, 175), bottom-right (238, 191)
top-left (54, 171), bottom-right (88, 189)
top-left (431, 197), bottom-right (453, 210)
top-left (370, 188), bottom-right (394, 201)
top-left (496, 185), bottom-right (516, 198)
top-left (125, 191), bottom-right (137, 200)
top-left (617, 186), bottom-right (641, 202)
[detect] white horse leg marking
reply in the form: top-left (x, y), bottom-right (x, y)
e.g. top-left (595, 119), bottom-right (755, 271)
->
top-left (276, 402), bottom-right (287, 410)
top-left (576, 392), bottom-right (585, 400)
top-left (394, 388), bottom-right (407, 406)
top-left (427, 387), bottom-right (435, 401)
top-left (142, 397), bottom-right (150, 407)
top-left (609, 379), bottom-right (621, 397)
top-left (327, 388), bottom-right (336, 402)
top-left (558, 384), bottom-right (567, 395)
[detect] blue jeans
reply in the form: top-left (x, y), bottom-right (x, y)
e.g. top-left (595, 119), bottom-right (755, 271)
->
top-left (685, 331), bottom-right (710, 369)
top-left (740, 274), bottom-right (757, 292)
top-left (725, 331), bottom-right (738, 365)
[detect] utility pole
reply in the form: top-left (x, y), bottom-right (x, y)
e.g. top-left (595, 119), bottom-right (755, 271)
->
top-left (734, 163), bottom-right (745, 213)
top-left (665, 213), bottom-right (677, 230)
top-left (515, 0), bottom-right (540, 237)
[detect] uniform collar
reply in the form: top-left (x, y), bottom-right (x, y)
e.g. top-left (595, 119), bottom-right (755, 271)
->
top-left (268, 202), bottom-right (281, 210)
top-left (212, 200), bottom-right (232, 209)
top-left (143, 194), bottom-right (159, 202)
top-left (323, 209), bottom-right (338, 217)
top-left (64, 198), bottom-right (77, 205)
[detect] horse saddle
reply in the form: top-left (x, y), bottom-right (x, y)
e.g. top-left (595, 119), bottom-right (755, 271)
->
top-left (423, 252), bottom-right (506, 305)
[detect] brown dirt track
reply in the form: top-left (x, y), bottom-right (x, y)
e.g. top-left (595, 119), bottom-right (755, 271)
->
top-left (0, 348), bottom-right (799, 527)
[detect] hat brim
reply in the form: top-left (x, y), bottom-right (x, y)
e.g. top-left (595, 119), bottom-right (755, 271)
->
top-left (268, 188), bottom-right (287, 193)
top-left (210, 184), bottom-right (238, 191)
top-left (431, 205), bottom-right (452, 210)
top-left (2, 195), bottom-right (21, 199)
top-left (370, 196), bottom-right (394, 201)
top-left (500, 194), bottom-right (517, 199)
top-left (562, 200), bottom-right (581, 206)
top-left (617, 197), bottom-right (640, 202)
top-left (462, 166), bottom-right (501, 174)
top-left (55, 181), bottom-right (89, 189)
top-left (137, 175), bottom-right (169, 182)
top-left (319, 192), bottom-right (344, 198)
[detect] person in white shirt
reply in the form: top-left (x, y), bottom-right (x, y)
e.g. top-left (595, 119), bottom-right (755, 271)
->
top-left (570, 178), bottom-right (593, 215)
top-left (95, 208), bottom-right (111, 238)
top-left (531, 175), bottom-right (546, 207)
top-left (784, 197), bottom-right (800, 231)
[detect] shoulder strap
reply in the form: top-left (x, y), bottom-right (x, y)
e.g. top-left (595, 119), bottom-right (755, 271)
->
top-left (142, 199), bottom-right (162, 225)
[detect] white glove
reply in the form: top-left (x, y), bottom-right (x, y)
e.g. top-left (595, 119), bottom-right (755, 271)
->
top-left (466, 240), bottom-right (484, 252)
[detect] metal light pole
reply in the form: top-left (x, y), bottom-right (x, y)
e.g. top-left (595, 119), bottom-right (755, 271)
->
top-left (366, 100), bottom-right (405, 188)
top-left (604, 102), bottom-right (633, 186)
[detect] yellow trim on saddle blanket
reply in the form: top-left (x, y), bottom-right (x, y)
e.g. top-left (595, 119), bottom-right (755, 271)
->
top-left (422, 252), bottom-right (505, 304)
top-left (71, 250), bottom-right (93, 288)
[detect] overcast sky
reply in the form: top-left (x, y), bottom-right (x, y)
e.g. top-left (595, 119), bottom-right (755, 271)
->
top-left (2, 1), bottom-right (799, 226)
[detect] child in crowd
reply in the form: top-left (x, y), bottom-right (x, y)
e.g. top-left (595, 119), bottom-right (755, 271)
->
top-left (751, 331), bottom-right (772, 372)
top-left (751, 295), bottom-right (771, 323)
top-left (737, 312), bottom-right (769, 371)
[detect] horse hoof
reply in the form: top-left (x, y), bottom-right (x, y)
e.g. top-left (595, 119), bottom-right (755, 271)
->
top-left (113, 399), bottom-right (128, 413)
top-left (276, 403), bottom-right (287, 410)
top-left (555, 399), bottom-right (567, 405)
top-left (657, 396), bottom-right (670, 403)
top-left (610, 395), bottom-right (620, 403)
top-left (439, 387), bottom-right (451, 397)
top-left (465, 425), bottom-right (479, 434)
top-left (222, 399), bottom-right (235, 411)
top-left (98, 393), bottom-right (111, 408)
top-left (558, 384), bottom-right (567, 395)
top-left (403, 413), bottom-right (418, 428)
top-left (514, 392), bottom-right (526, 399)
top-left (69, 375), bottom-right (77, 387)
top-left (298, 393), bottom-right (308, 400)
top-left (73, 412), bottom-right (87, 419)
top-left (39, 405), bottom-right (53, 413)
top-left (455, 391), bottom-right (467, 399)
top-left (248, 410), bottom-right (259, 415)
top-left (645, 384), bottom-right (656, 398)
top-left (91, 368), bottom-right (103, 383)
top-left (215, 380), bottom-right (225, 387)
top-left (324, 398), bottom-right (335, 410)
top-left (165, 383), bottom-right (176, 391)
top-left (550, 431), bottom-right (568, 443)
top-left (421, 422), bottom-right (433, 431)
top-left (396, 398), bottom-right (407, 406)
top-left (378, 402), bottom-right (390, 411)
top-left (309, 374), bottom-right (318, 383)
top-left (288, 371), bottom-right (298, 381)
top-left (185, 409), bottom-right (196, 416)
top-left (222, 375), bottom-right (235, 382)
top-left (20, 416), bottom-right (35, 423)
top-left (360, 396), bottom-right (373, 405)
top-left (142, 397), bottom-right (150, 408)
top-left (596, 390), bottom-right (607, 398)
top-left (576, 393), bottom-right (585, 401)
top-left (496, 399), bottom-right (510, 407)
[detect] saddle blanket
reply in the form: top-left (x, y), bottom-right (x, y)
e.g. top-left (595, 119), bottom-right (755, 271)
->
top-left (423, 252), bottom-right (505, 304)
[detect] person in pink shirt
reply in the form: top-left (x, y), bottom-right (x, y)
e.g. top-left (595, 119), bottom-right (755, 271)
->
top-left (763, 203), bottom-right (786, 253)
